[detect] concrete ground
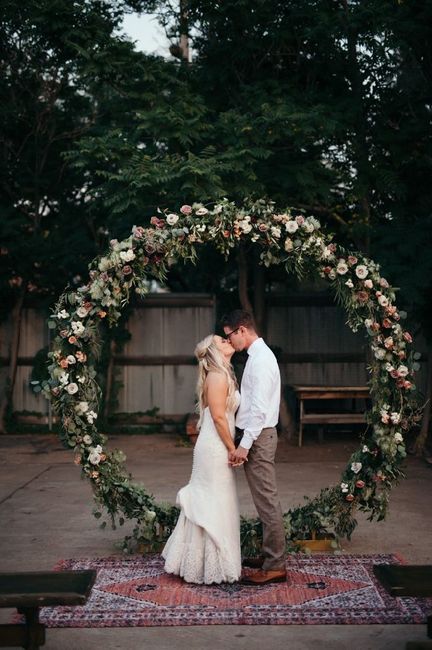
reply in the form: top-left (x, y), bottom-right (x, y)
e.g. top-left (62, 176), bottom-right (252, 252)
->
top-left (0, 430), bottom-right (431, 649)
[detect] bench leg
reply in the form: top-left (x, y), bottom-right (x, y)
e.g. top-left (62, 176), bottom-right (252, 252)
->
top-left (18, 607), bottom-right (45, 650)
top-left (298, 400), bottom-right (304, 447)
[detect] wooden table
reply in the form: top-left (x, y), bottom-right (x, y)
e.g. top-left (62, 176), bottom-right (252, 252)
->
top-left (0, 570), bottom-right (96, 650)
top-left (292, 385), bottom-right (370, 447)
top-left (373, 565), bottom-right (432, 649)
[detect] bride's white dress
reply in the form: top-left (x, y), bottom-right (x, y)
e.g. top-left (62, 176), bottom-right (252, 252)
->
top-left (162, 392), bottom-right (241, 584)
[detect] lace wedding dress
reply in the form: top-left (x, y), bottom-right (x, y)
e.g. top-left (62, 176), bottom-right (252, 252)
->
top-left (162, 392), bottom-right (241, 584)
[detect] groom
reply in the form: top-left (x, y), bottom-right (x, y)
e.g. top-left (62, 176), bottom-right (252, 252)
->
top-left (222, 310), bottom-right (287, 585)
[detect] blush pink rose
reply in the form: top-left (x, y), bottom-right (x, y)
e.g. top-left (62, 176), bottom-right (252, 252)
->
top-left (180, 205), bottom-right (192, 215)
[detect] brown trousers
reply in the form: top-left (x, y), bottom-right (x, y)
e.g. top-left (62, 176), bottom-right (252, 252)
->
top-left (244, 427), bottom-right (286, 570)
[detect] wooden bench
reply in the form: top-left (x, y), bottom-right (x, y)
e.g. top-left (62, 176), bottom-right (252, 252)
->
top-left (373, 565), bottom-right (432, 649)
top-left (292, 385), bottom-right (370, 447)
top-left (0, 570), bottom-right (96, 650)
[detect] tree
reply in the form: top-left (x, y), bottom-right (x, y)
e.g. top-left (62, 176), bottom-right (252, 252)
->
top-left (0, 0), bottom-right (147, 430)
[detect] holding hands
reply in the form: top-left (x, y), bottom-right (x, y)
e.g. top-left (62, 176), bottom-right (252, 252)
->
top-left (229, 446), bottom-right (249, 468)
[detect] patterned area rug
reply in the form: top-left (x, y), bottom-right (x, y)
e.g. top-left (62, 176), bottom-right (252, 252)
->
top-left (38, 554), bottom-right (431, 627)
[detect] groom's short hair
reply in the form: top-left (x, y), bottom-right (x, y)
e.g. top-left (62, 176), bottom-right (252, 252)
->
top-left (221, 310), bottom-right (255, 332)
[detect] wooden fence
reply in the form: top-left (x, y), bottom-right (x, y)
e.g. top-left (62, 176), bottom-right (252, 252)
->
top-left (0, 292), bottom-right (427, 419)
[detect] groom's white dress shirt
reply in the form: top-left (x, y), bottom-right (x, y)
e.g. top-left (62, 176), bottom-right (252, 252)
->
top-left (235, 337), bottom-right (281, 450)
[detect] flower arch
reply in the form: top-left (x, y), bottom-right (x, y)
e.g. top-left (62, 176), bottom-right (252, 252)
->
top-left (40, 198), bottom-right (420, 552)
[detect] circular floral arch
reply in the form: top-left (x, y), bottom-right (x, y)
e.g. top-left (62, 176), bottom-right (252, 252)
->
top-left (41, 199), bottom-right (420, 552)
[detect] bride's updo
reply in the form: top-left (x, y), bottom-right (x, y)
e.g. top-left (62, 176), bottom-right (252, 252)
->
top-left (194, 334), bottom-right (237, 429)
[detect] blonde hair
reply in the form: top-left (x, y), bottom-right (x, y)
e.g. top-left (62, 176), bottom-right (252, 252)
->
top-left (194, 334), bottom-right (237, 429)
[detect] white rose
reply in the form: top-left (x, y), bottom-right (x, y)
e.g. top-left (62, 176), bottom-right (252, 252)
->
top-left (378, 295), bottom-right (389, 307)
top-left (394, 432), bottom-right (403, 443)
top-left (66, 382), bottom-right (78, 395)
top-left (66, 355), bottom-right (76, 364)
top-left (374, 348), bottom-right (386, 360)
top-left (397, 365), bottom-right (409, 377)
top-left (71, 321), bottom-right (85, 335)
top-left (86, 410), bottom-right (98, 424)
top-left (337, 261), bottom-right (348, 275)
top-left (355, 265), bottom-right (369, 279)
top-left (362, 445), bottom-right (369, 453)
top-left (304, 222), bottom-right (315, 233)
top-left (119, 249), bottom-right (136, 262)
top-left (195, 208), bottom-right (208, 216)
top-left (345, 279), bottom-right (354, 288)
top-left (390, 412), bottom-right (401, 424)
top-left (83, 434), bottom-right (93, 445)
top-left (364, 318), bottom-right (373, 328)
top-left (59, 372), bottom-right (69, 385)
top-left (75, 401), bottom-right (89, 415)
top-left (88, 445), bottom-right (103, 465)
top-left (285, 221), bottom-right (299, 234)
top-left (56, 309), bottom-right (70, 319)
top-left (364, 279), bottom-right (373, 289)
top-left (166, 213), bottom-right (180, 225)
top-left (271, 226), bottom-right (281, 238)
top-left (385, 362), bottom-right (394, 372)
top-left (351, 462), bottom-right (362, 474)
top-left (240, 221), bottom-right (253, 233)
top-left (341, 482), bottom-right (349, 493)
top-left (76, 306), bottom-right (88, 318)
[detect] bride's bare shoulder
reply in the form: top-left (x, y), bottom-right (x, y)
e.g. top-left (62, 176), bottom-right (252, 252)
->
top-left (205, 371), bottom-right (228, 388)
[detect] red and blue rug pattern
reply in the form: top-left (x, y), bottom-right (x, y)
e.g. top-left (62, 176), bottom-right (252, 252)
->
top-left (39, 554), bottom-right (431, 627)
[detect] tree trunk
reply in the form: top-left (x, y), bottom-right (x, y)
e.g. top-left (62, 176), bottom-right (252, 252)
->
top-left (179, 0), bottom-right (190, 62)
top-left (342, 0), bottom-right (372, 253)
top-left (0, 289), bottom-right (25, 433)
top-left (237, 244), bottom-right (254, 317)
top-left (253, 258), bottom-right (266, 338)
top-left (413, 348), bottom-right (432, 454)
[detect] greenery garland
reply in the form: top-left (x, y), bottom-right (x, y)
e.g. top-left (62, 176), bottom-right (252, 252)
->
top-left (36, 198), bottom-right (421, 554)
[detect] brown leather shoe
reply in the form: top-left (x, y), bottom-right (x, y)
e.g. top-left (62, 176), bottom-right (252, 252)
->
top-left (242, 556), bottom-right (265, 569)
top-left (241, 568), bottom-right (287, 586)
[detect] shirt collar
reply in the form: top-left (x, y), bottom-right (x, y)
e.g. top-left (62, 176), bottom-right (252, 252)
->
top-left (247, 337), bottom-right (264, 356)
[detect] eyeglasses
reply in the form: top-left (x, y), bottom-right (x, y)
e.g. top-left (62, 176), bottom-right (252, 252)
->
top-left (225, 327), bottom-right (240, 340)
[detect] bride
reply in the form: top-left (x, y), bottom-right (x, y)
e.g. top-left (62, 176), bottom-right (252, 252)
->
top-left (162, 334), bottom-right (242, 584)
